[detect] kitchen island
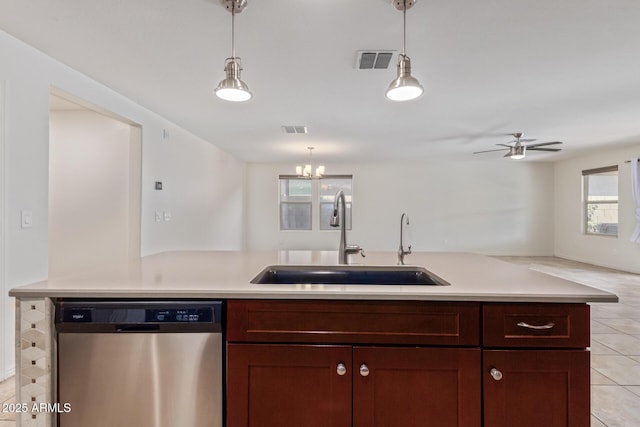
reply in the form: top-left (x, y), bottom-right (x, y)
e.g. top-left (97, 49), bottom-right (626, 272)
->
top-left (9, 250), bottom-right (618, 427)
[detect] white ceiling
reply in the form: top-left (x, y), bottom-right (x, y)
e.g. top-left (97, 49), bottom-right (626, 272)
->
top-left (3, 0), bottom-right (640, 163)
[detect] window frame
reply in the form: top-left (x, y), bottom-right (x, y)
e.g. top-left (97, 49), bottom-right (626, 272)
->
top-left (582, 165), bottom-right (619, 237)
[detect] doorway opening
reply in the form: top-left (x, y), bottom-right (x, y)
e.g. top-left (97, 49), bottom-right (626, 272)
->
top-left (48, 89), bottom-right (142, 277)
top-left (0, 80), bottom-right (8, 380)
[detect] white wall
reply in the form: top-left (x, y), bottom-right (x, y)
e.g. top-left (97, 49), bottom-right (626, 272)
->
top-left (142, 123), bottom-right (246, 253)
top-left (48, 110), bottom-right (140, 277)
top-left (247, 160), bottom-right (555, 256)
top-left (0, 30), bottom-right (245, 379)
top-left (555, 144), bottom-right (640, 273)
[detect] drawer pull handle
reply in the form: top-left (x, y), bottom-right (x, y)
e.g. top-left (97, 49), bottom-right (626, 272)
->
top-left (517, 321), bottom-right (555, 330)
top-left (359, 364), bottom-right (370, 377)
top-left (336, 363), bottom-right (347, 376)
top-left (490, 367), bottom-right (503, 381)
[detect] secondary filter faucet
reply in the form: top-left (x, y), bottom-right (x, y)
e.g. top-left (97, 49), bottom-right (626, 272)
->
top-left (398, 212), bottom-right (412, 265)
top-left (330, 190), bottom-right (364, 264)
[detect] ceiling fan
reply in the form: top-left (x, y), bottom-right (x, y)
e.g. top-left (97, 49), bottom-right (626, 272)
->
top-left (473, 133), bottom-right (563, 159)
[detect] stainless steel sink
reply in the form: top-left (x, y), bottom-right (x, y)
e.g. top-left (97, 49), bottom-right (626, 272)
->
top-left (251, 265), bottom-right (450, 286)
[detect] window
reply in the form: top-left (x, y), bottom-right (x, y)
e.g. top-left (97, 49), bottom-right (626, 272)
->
top-left (583, 166), bottom-right (618, 236)
top-left (279, 175), bottom-right (352, 231)
top-left (279, 179), bottom-right (312, 230)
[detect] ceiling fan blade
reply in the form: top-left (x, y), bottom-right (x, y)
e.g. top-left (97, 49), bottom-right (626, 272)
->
top-left (496, 143), bottom-right (513, 148)
top-left (526, 141), bottom-right (563, 148)
top-left (473, 148), bottom-right (509, 154)
top-left (503, 152), bottom-right (514, 158)
top-left (526, 147), bottom-right (562, 152)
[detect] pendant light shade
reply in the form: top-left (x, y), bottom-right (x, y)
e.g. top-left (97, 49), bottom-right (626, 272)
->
top-left (214, 0), bottom-right (252, 102)
top-left (386, 0), bottom-right (423, 101)
top-left (386, 54), bottom-right (423, 101)
top-left (215, 58), bottom-right (252, 102)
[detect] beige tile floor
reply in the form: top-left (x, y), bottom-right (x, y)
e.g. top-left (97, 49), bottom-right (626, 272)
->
top-left (0, 256), bottom-right (638, 426)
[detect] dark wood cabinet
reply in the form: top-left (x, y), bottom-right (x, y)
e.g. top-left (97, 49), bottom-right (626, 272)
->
top-left (227, 344), bottom-right (352, 427)
top-left (227, 343), bottom-right (481, 427)
top-left (226, 300), bottom-right (590, 427)
top-left (227, 300), bottom-right (481, 426)
top-left (483, 350), bottom-right (590, 427)
top-left (482, 303), bottom-right (591, 427)
top-left (353, 346), bottom-right (481, 427)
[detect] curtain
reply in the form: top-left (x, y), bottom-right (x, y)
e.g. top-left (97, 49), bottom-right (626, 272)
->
top-left (631, 158), bottom-right (640, 243)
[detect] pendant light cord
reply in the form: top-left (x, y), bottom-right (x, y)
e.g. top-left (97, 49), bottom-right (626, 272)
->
top-left (231, 3), bottom-right (236, 58)
top-left (402, 0), bottom-right (407, 56)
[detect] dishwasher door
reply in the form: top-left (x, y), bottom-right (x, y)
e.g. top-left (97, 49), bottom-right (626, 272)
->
top-left (56, 300), bottom-right (223, 427)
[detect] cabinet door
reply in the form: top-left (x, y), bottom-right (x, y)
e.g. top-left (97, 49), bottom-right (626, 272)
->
top-left (353, 347), bottom-right (481, 427)
top-left (483, 350), bottom-right (590, 427)
top-left (227, 344), bottom-right (352, 427)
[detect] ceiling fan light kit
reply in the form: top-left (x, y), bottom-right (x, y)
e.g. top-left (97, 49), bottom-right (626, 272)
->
top-left (508, 145), bottom-right (526, 160)
top-left (214, 0), bottom-right (252, 102)
top-left (473, 133), bottom-right (563, 160)
top-left (385, 0), bottom-right (424, 101)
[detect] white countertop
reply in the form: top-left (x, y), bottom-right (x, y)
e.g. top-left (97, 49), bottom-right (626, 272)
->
top-left (8, 250), bottom-right (618, 302)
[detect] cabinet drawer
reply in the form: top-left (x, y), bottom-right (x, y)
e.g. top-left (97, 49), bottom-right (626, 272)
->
top-left (227, 300), bottom-right (480, 346)
top-left (483, 303), bottom-right (589, 348)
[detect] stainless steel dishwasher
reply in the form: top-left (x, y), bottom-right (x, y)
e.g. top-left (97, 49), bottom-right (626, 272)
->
top-left (55, 300), bottom-right (223, 427)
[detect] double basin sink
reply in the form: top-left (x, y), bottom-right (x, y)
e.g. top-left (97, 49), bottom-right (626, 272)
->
top-left (251, 265), bottom-right (450, 286)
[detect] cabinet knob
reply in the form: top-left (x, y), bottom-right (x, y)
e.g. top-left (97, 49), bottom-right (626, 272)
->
top-left (489, 367), bottom-right (503, 381)
top-left (359, 363), bottom-right (370, 377)
top-left (336, 363), bottom-right (347, 376)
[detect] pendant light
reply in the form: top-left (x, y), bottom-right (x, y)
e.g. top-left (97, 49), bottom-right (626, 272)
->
top-left (214, 0), bottom-right (252, 102)
top-left (296, 147), bottom-right (325, 178)
top-left (386, 0), bottom-right (424, 101)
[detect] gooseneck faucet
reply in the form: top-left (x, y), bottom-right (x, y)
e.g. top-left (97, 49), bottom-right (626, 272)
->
top-left (398, 212), bottom-right (412, 265)
top-left (330, 190), bottom-right (365, 264)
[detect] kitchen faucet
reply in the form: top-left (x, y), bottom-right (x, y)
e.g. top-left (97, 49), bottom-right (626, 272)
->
top-left (398, 212), bottom-right (412, 265)
top-left (330, 190), bottom-right (365, 264)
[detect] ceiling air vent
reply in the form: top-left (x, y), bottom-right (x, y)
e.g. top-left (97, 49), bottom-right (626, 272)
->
top-left (356, 51), bottom-right (395, 70)
top-left (281, 125), bottom-right (308, 134)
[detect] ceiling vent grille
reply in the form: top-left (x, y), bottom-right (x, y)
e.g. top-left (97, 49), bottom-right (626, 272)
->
top-left (356, 51), bottom-right (395, 70)
top-left (281, 125), bottom-right (308, 134)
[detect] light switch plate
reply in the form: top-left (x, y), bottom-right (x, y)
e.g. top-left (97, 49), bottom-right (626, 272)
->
top-left (21, 210), bottom-right (33, 228)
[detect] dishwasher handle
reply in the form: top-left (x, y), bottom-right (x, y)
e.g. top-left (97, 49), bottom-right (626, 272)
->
top-left (115, 324), bottom-right (161, 332)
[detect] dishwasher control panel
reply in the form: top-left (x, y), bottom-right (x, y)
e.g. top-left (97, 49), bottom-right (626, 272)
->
top-left (55, 300), bottom-right (223, 333)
